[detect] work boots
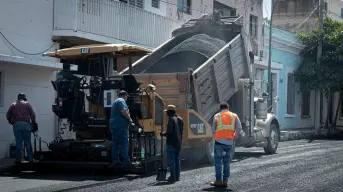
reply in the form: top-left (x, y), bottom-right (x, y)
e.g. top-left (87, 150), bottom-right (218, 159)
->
top-left (222, 180), bottom-right (228, 188)
top-left (166, 174), bottom-right (176, 182)
top-left (210, 180), bottom-right (227, 187)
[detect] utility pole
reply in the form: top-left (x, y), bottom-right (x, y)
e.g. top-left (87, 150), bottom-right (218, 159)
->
top-left (317, 0), bottom-right (324, 130)
top-left (267, 0), bottom-right (279, 112)
top-left (317, 0), bottom-right (324, 65)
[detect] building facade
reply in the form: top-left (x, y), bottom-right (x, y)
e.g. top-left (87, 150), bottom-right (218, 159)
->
top-left (0, 0), bottom-right (61, 158)
top-left (272, 0), bottom-right (343, 32)
top-left (53, 0), bottom-right (213, 50)
top-left (326, 0), bottom-right (343, 21)
top-left (215, 0), bottom-right (264, 57)
top-left (271, 0), bottom-right (324, 33)
top-left (262, 26), bottom-right (320, 130)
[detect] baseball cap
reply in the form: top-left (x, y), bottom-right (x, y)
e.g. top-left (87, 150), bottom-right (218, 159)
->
top-left (118, 90), bottom-right (129, 97)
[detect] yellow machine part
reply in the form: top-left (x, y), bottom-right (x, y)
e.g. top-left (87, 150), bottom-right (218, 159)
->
top-left (161, 109), bottom-right (212, 142)
top-left (87, 91), bottom-right (212, 144)
top-left (43, 44), bottom-right (152, 60)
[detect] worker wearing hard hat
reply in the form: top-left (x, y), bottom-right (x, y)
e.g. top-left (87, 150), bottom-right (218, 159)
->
top-left (210, 102), bottom-right (245, 188)
top-left (109, 90), bottom-right (135, 168)
top-left (160, 105), bottom-right (184, 182)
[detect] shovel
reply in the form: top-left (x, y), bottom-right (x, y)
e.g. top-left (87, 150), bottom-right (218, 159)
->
top-left (156, 117), bottom-right (167, 181)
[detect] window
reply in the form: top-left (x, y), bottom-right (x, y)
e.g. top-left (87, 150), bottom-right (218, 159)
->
top-left (152, 0), bottom-right (160, 8)
top-left (119, 0), bottom-right (144, 9)
top-left (287, 74), bottom-right (295, 115)
top-left (213, 1), bottom-right (236, 17)
top-left (177, 0), bottom-right (191, 14)
top-left (341, 8), bottom-right (343, 18)
top-left (301, 91), bottom-right (311, 117)
top-left (0, 72), bottom-right (3, 107)
top-left (249, 15), bottom-right (258, 38)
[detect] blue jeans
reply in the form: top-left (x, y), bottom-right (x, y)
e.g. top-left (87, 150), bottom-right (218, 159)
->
top-left (166, 145), bottom-right (181, 177)
top-left (214, 143), bottom-right (232, 181)
top-left (13, 122), bottom-right (33, 162)
top-left (110, 126), bottom-right (130, 165)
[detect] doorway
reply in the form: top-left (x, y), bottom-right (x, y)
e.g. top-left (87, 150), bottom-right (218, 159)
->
top-left (271, 72), bottom-right (278, 115)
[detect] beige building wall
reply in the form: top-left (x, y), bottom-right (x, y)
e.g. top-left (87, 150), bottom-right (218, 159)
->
top-left (166, 0), bottom-right (214, 22)
top-left (215, 0), bottom-right (264, 57)
top-left (272, 0), bottom-right (319, 33)
top-left (326, 0), bottom-right (343, 21)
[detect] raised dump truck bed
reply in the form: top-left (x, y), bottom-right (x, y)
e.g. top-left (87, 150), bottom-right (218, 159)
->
top-left (134, 73), bottom-right (189, 109)
top-left (134, 35), bottom-right (251, 120)
top-left (121, 16), bottom-right (250, 121)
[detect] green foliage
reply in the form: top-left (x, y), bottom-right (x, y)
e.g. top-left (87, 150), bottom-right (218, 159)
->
top-left (295, 17), bottom-right (343, 95)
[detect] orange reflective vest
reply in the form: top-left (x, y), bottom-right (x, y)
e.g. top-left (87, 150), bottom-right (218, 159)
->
top-left (214, 111), bottom-right (236, 140)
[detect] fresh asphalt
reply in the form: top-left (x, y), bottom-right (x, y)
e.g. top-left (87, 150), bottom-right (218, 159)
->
top-left (1, 139), bottom-right (343, 192)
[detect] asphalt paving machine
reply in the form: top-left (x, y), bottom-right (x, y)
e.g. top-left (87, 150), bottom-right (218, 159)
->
top-left (33, 44), bottom-right (162, 173)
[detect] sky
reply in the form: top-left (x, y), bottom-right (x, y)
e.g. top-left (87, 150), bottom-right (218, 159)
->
top-left (263, 0), bottom-right (271, 19)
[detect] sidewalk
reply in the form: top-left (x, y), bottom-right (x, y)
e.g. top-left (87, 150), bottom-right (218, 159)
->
top-left (280, 127), bottom-right (343, 142)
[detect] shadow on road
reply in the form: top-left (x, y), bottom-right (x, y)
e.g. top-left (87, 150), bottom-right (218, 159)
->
top-left (0, 168), bottom-right (127, 182)
top-left (0, 151), bottom-right (266, 183)
top-left (231, 151), bottom-right (264, 163)
top-left (150, 181), bottom-right (175, 186)
top-left (202, 187), bottom-right (235, 191)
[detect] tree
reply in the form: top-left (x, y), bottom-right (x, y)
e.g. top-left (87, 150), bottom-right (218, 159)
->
top-left (295, 17), bottom-right (343, 129)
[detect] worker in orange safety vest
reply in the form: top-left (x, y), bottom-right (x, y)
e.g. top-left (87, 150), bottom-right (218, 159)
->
top-left (210, 102), bottom-right (245, 188)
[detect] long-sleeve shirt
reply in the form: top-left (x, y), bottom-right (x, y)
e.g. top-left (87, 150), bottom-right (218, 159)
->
top-left (165, 114), bottom-right (184, 150)
top-left (6, 100), bottom-right (36, 124)
top-left (211, 110), bottom-right (242, 145)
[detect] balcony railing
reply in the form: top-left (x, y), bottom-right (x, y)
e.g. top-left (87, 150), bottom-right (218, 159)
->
top-left (53, 0), bottom-right (183, 48)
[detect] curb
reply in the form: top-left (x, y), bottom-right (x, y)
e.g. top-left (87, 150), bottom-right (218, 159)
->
top-left (280, 130), bottom-right (315, 142)
top-left (280, 128), bottom-right (343, 142)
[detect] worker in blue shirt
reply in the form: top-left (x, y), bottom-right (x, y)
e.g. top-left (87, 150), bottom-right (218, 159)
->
top-left (109, 90), bottom-right (134, 167)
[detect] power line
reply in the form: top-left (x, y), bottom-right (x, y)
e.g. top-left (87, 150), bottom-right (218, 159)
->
top-left (0, 31), bottom-right (57, 55)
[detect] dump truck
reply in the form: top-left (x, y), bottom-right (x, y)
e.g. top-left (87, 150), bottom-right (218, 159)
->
top-left (120, 15), bottom-right (280, 163)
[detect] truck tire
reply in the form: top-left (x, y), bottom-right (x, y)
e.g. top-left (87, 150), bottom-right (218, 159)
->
top-left (205, 140), bottom-right (235, 164)
top-left (264, 123), bottom-right (279, 154)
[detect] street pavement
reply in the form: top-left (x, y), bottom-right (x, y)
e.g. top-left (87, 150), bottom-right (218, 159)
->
top-left (1, 139), bottom-right (343, 192)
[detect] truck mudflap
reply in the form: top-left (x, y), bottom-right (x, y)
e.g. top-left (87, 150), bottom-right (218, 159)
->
top-left (191, 34), bottom-right (250, 121)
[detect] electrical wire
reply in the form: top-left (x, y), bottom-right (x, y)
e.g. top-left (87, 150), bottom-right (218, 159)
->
top-left (0, 31), bottom-right (57, 55)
